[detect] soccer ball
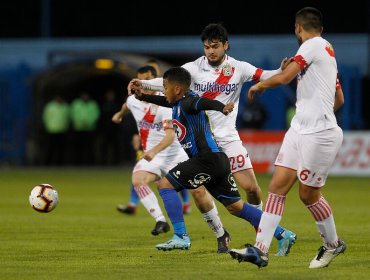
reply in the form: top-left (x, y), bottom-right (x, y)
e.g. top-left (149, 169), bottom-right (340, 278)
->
top-left (29, 184), bottom-right (59, 213)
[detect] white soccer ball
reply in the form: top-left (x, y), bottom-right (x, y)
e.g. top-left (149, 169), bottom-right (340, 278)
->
top-left (29, 184), bottom-right (59, 213)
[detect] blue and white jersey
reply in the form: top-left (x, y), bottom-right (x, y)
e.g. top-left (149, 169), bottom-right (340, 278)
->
top-left (171, 92), bottom-right (222, 158)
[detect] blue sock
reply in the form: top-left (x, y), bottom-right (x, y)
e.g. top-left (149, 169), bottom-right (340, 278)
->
top-left (237, 203), bottom-right (285, 240)
top-left (129, 184), bottom-right (139, 206)
top-left (273, 226), bottom-right (285, 240)
top-left (180, 189), bottom-right (190, 204)
top-left (159, 188), bottom-right (186, 236)
top-left (237, 203), bottom-right (262, 228)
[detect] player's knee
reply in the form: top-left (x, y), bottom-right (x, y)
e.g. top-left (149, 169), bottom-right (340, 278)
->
top-left (224, 199), bottom-right (243, 215)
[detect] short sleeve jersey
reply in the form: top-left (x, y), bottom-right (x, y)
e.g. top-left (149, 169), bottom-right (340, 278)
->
top-left (126, 93), bottom-right (183, 157)
top-left (182, 56), bottom-right (262, 143)
top-left (291, 37), bottom-right (339, 134)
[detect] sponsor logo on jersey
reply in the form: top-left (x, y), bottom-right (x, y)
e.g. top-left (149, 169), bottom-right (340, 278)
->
top-left (172, 119), bottom-right (186, 142)
top-left (138, 120), bottom-right (163, 131)
top-left (194, 82), bottom-right (239, 95)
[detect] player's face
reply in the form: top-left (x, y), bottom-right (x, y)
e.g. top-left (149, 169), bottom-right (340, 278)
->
top-left (203, 40), bottom-right (228, 67)
top-left (137, 71), bottom-right (156, 94)
top-left (163, 79), bottom-right (177, 104)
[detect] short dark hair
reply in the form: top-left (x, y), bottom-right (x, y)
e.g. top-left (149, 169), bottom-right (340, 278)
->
top-left (295, 7), bottom-right (323, 32)
top-left (201, 23), bottom-right (228, 44)
top-left (163, 67), bottom-right (191, 88)
top-left (137, 65), bottom-right (157, 77)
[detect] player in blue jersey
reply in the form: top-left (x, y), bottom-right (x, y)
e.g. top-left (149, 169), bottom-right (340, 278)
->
top-left (133, 66), bottom-right (296, 251)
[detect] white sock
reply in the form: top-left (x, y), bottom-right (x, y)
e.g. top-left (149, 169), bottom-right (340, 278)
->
top-left (250, 201), bottom-right (263, 211)
top-left (307, 196), bottom-right (339, 249)
top-left (136, 185), bottom-right (166, 222)
top-left (255, 212), bottom-right (281, 253)
top-left (255, 192), bottom-right (285, 254)
top-left (202, 205), bottom-right (224, 238)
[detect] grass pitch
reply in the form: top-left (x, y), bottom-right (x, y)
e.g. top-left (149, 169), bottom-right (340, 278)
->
top-left (0, 168), bottom-right (369, 279)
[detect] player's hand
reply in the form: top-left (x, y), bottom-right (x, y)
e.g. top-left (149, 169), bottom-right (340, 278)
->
top-left (127, 79), bottom-right (142, 96)
top-left (112, 112), bottom-right (123, 124)
top-left (248, 83), bottom-right (266, 101)
top-left (143, 150), bottom-right (156, 161)
top-left (280, 57), bottom-right (293, 71)
top-left (223, 103), bottom-right (234, 115)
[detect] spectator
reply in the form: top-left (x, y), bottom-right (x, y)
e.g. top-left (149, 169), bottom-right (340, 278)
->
top-left (70, 91), bottom-right (100, 165)
top-left (42, 95), bottom-right (70, 165)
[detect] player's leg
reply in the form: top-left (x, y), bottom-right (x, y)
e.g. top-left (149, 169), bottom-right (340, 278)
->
top-left (132, 160), bottom-right (170, 236)
top-left (155, 176), bottom-right (191, 250)
top-left (229, 166), bottom-right (297, 266)
top-left (116, 183), bottom-right (139, 215)
top-left (297, 127), bottom-right (345, 268)
top-left (229, 129), bottom-right (299, 265)
top-left (221, 141), bottom-right (263, 208)
top-left (190, 186), bottom-right (231, 253)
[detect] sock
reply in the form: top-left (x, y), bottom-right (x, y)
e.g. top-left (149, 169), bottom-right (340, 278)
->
top-left (135, 185), bottom-right (166, 222)
top-left (236, 203), bottom-right (263, 228)
top-left (180, 189), bottom-right (190, 204)
top-left (159, 188), bottom-right (187, 236)
top-left (250, 201), bottom-right (263, 211)
top-left (255, 192), bottom-right (286, 254)
top-left (202, 206), bottom-right (224, 238)
top-left (307, 195), bottom-right (339, 249)
top-left (129, 183), bottom-right (139, 206)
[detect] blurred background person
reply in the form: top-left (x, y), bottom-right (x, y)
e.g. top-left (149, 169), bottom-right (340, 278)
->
top-left (42, 94), bottom-right (70, 165)
top-left (70, 91), bottom-right (100, 165)
top-left (98, 89), bottom-right (121, 165)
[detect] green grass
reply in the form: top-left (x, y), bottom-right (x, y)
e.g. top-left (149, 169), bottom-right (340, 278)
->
top-left (0, 168), bottom-right (369, 279)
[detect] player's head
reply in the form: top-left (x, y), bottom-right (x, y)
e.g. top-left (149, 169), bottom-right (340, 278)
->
top-left (295, 7), bottom-right (323, 45)
top-left (163, 67), bottom-right (191, 104)
top-left (201, 23), bottom-right (229, 67)
top-left (137, 65), bottom-right (157, 94)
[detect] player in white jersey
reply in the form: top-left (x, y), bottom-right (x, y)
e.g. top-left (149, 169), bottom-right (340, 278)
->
top-left (229, 7), bottom-right (346, 269)
top-left (113, 66), bottom-right (187, 235)
top-left (115, 66), bottom-right (232, 252)
top-left (128, 23), bottom-right (297, 255)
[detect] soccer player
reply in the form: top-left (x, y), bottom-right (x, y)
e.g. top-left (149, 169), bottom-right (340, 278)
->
top-left (128, 24), bottom-right (296, 255)
top-left (114, 66), bottom-right (230, 251)
top-left (229, 7), bottom-right (346, 269)
top-left (133, 66), bottom-right (296, 252)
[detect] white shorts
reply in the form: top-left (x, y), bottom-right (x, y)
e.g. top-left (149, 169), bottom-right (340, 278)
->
top-left (275, 127), bottom-right (343, 187)
top-left (218, 140), bottom-right (253, 173)
top-left (133, 153), bottom-right (188, 178)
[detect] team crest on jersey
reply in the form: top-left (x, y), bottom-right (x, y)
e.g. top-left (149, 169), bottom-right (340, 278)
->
top-left (222, 64), bottom-right (233, 76)
top-left (172, 119), bottom-right (186, 142)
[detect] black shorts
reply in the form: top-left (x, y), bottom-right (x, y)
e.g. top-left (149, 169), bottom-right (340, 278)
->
top-left (166, 152), bottom-right (240, 206)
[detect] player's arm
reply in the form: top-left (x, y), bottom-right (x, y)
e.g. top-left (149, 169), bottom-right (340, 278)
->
top-left (334, 77), bottom-right (344, 111)
top-left (127, 78), bottom-right (164, 95)
top-left (135, 93), bottom-right (172, 108)
top-left (142, 122), bottom-right (175, 161)
top-left (112, 102), bottom-right (129, 124)
top-left (185, 97), bottom-right (234, 116)
top-left (248, 60), bottom-right (301, 101)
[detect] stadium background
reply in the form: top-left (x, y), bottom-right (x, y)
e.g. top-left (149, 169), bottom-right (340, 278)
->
top-left (0, 0), bottom-right (369, 175)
